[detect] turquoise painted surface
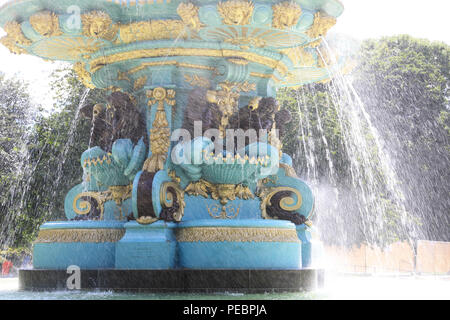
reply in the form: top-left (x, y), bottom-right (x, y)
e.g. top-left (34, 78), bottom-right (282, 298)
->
top-left (115, 221), bottom-right (177, 269)
top-left (176, 220), bottom-right (302, 269)
top-left (178, 242), bottom-right (302, 269)
top-left (296, 225), bottom-right (313, 267)
top-left (33, 243), bottom-right (117, 269)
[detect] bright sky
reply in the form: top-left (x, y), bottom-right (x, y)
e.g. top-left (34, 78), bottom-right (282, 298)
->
top-left (0, 0), bottom-right (448, 108)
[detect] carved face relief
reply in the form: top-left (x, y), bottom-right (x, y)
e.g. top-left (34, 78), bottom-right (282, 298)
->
top-left (217, 0), bottom-right (254, 25)
top-left (81, 11), bottom-right (117, 41)
top-left (272, 2), bottom-right (302, 29)
top-left (30, 11), bottom-right (62, 37)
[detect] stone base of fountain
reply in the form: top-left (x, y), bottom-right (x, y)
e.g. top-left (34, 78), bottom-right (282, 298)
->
top-left (18, 269), bottom-right (324, 293)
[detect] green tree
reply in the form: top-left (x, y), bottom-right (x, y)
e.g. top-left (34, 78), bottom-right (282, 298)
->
top-left (353, 35), bottom-right (450, 242)
top-left (0, 68), bottom-right (107, 248)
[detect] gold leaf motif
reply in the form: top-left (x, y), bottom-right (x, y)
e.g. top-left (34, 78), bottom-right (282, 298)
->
top-left (143, 88), bottom-right (176, 173)
top-left (217, 0), bottom-right (254, 25)
top-left (133, 76), bottom-right (148, 90)
top-left (272, 1), bottom-right (302, 29)
top-left (185, 180), bottom-right (254, 215)
top-left (117, 20), bottom-right (187, 44)
top-left (30, 11), bottom-right (62, 37)
top-left (184, 74), bottom-right (211, 88)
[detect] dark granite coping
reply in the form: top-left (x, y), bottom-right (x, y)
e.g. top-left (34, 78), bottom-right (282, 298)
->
top-left (19, 269), bottom-right (325, 293)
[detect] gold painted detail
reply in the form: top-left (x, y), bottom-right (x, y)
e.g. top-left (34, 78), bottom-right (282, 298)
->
top-left (228, 58), bottom-right (249, 65)
top-left (35, 229), bottom-right (125, 243)
top-left (281, 47), bottom-right (316, 67)
top-left (143, 88), bottom-right (176, 173)
top-left (176, 227), bottom-right (300, 242)
top-left (128, 60), bottom-right (215, 74)
top-left (184, 74), bottom-right (211, 89)
top-left (258, 186), bottom-right (303, 220)
top-left (82, 152), bottom-right (113, 167)
top-left (177, 2), bottom-right (204, 32)
top-left (272, 1), bottom-right (302, 29)
top-left (117, 70), bottom-right (131, 82)
top-left (88, 48), bottom-right (289, 76)
top-left (136, 216), bottom-right (158, 225)
top-left (224, 37), bottom-right (266, 50)
top-left (260, 175), bottom-right (278, 185)
top-left (72, 184), bottom-right (132, 220)
top-left (207, 81), bottom-right (256, 137)
top-left (168, 170), bottom-right (181, 183)
top-left (280, 163), bottom-right (298, 178)
top-left (206, 202), bottom-right (241, 219)
top-left (73, 62), bottom-right (96, 89)
top-left (217, 0), bottom-right (254, 25)
top-left (81, 11), bottom-right (118, 41)
top-left (0, 21), bottom-right (31, 54)
top-left (133, 75), bottom-right (148, 90)
top-left (306, 12), bottom-right (336, 45)
top-left (117, 20), bottom-right (187, 44)
top-left (30, 11), bottom-right (62, 37)
top-left (268, 122), bottom-right (283, 158)
top-left (186, 180), bottom-right (254, 217)
top-left (160, 181), bottom-right (186, 222)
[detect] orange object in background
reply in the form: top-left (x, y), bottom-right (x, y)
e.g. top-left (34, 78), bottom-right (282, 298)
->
top-left (1, 260), bottom-right (13, 276)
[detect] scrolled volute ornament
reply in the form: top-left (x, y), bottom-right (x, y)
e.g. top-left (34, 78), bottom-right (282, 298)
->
top-left (259, 186), bottom-right (307, 225)
top-left (72, 193), bottom-right (103, 220)
top-left (160, 181), bottom-right (186, 222)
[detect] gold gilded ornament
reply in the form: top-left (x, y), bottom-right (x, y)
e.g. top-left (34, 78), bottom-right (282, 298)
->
top-left (184, 74), bottom-right (211, 89)
top-left (185, 180), bottom-right (254, 218)
top-left (35, 229), bottom-right (125, 243)
top-left (258, 186), bottom-right (303, 220)
top-left (0, 21), bottom-right (32, 54)
top-left (30, 11), bottom-right (62, 37)
top-left (73, 62), bottom-right (95, 89)
top-left (281, 47), bottom-right (316, 67)
top-left (306, 12), bottom-right (336, 44)
top-left (72, 184), bottom-right (132, 220)
top-left (81, 11), bottom-right (118, 41)
top-left (143, 88), bottom-right (176, 173)
top-left (117, 20), bottom-right (187, 44)
top-left (217, 0), bottom-right (254, 25)
top-left (133, 76), bottom-right (148, 90)
top-left (177, 2), bottom-right (204, 31)
top-left (272, 1), bottom-right (302, 29)
top-left (176, 227), bottom-right (300, 242)
top-left (207, 81), bottom-right (256, 137)
top-left (136, 216), bottom-right (158, 225)
top-left (206, 202), bottom-right (241, 219)
top-left (160, 181), bottom-right (186, 222)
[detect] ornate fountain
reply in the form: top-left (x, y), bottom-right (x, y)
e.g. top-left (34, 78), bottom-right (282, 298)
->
top-left (0, 0), bottom-right (343, 292)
